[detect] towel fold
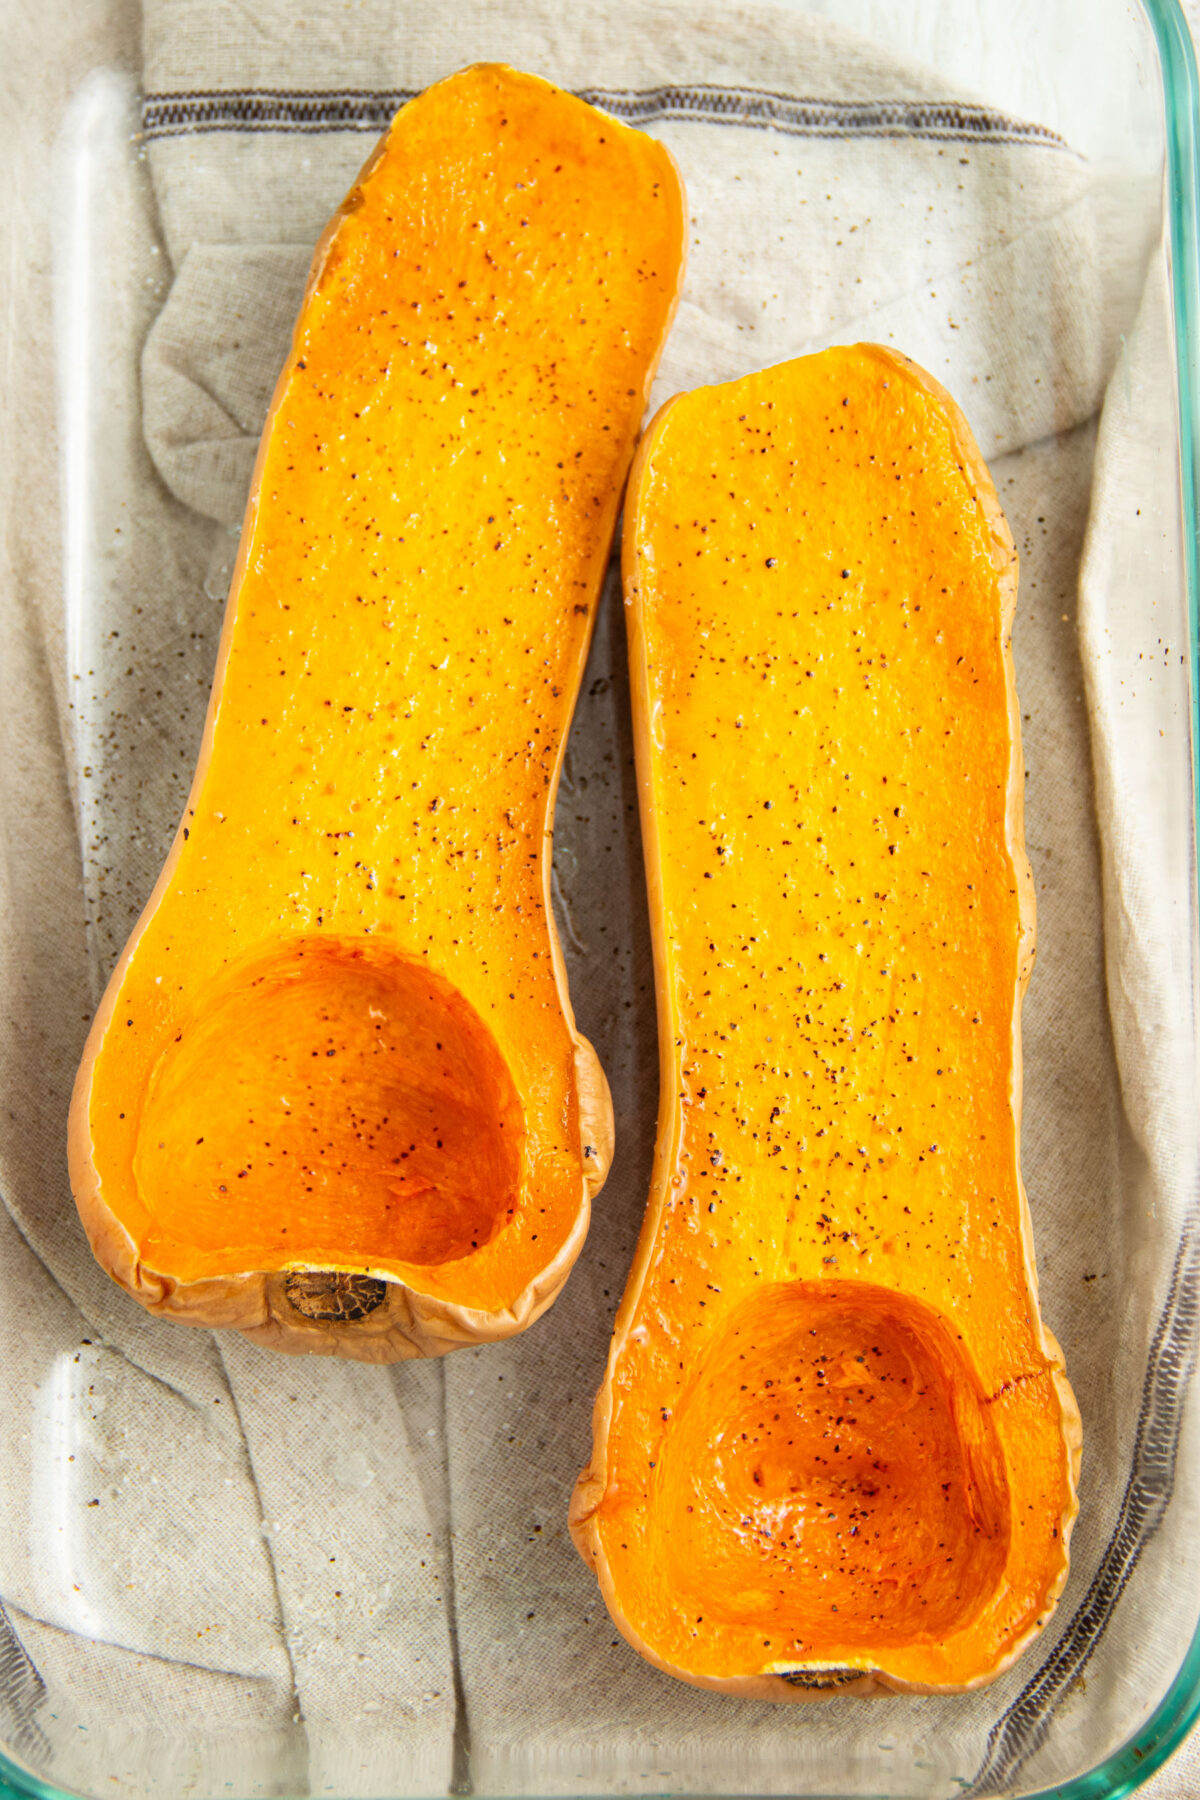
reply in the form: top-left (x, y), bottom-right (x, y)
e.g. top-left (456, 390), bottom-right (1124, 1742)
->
top-left (1, 0), bottom-right (1196, 1793)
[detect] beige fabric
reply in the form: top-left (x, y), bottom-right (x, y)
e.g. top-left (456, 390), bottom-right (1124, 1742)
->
top-left (1118, 24), bottom-right (1200, 1783)
top-left (1, 0), bottom-right (1198, 1793)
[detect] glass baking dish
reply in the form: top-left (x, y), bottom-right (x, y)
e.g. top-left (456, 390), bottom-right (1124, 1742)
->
top-left (1, 0), bottom-right (1198, 1796)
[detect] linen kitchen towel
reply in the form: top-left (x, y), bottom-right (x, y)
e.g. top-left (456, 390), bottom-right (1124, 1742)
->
top-left (1, 0), bottom-right (1195, 1794)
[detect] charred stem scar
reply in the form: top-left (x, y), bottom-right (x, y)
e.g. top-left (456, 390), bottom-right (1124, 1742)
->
top-left (285, 1270), bottom-right (389, 1321)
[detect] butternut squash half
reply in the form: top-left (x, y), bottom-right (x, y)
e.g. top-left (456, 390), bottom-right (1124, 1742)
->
top-left (68, 65), bottom-right (685, 1360)
top-left (571, 346), bottom-right (1080, 1694)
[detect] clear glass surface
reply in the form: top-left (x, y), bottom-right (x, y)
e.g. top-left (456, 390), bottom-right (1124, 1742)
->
top-left (1, 1), bottom-right (1198, 1796)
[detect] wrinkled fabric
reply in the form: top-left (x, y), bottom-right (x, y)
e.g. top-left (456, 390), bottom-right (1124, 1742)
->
top-left (1, 0), bottom-right (1198, 1793)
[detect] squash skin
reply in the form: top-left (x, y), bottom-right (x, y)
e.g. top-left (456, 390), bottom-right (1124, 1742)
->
top-left (571, 345), bottom-right (1081, 1695)
top-left (68, 65), bottom-right (684, 1361)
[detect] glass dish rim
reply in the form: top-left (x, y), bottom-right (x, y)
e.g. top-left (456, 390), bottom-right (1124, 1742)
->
top-left (2, 0), bottom-right (1198, 1795)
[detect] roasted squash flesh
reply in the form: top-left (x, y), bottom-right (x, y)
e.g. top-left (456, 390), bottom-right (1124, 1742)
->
top-left (654, 1281), bottom-right (1012, 1651)
top-left (69, 66), bottom-right (685, 1358)
top-left (133, 939), bottom-right (524, 1274)
top-left (572, 346), bottom-right (1080, 1694)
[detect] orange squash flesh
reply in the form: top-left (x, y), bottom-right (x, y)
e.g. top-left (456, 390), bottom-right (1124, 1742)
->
top-left (571, 346), bottom-right (1080, 1694)
top-left (68, 65), bottom-right (685, 1360)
